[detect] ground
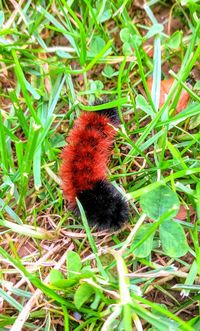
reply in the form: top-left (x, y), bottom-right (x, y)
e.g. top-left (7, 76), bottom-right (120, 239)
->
top-left (0, 1), bottom-right (200, 330)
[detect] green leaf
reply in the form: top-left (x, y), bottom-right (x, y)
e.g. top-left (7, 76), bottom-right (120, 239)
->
top-left (88, 36), bottom-right (110, 56)
top-left (0, 198), bottom-right (22, 225)
top-left (120, 28), bottom-right (131, 43)
top-left (140, 185), bottom-right (180, 221)
top-left (79, 97), bottom-right (128, 111)
top-left (130, 35), bottom-right (143, 48)
top-left (160, 219), bottom-right (189, 257)
top-left (188, 316), bottom-right (200, 330)
top-left (148, 304), bottom-right (179, 330)
top-left (181, 0), bottom-right (199, 6)
top-left (56, 50), bottom-right (72, 58)
top-left (136, 95), bottom-right (155, 118)
top-left (51, 278), bottom-right (78, 289)
top-left (145, 24), bottom-right (163, 39)
top-left (94, 80), bottom-right (104, 90)
top-left (50, 269), bottom-right (65, 284)
top-left (74, 283), bottom-right (94, 309)
top-left (0, 11), bottom-right (4, 27)
top-left (194, 80), bottom-right (200, 90)
top-left (50, 133), bottom-right (66, 148)
top-left (50, 272), bottom-right (94, 289)
top-left (133, 224), bottom-right (155, 258)
top-left (25, 79), bottom-right (41, 100)
top-left (123, 42), bottom-right (132, 55)
top-left (66, 251), bottom-right (82, 279)
top-left (167, 31), bottom-right (182, 50)
top-left (99, 9), bottom-right (112, 23)
top-left (173, 284), bottom-right (200, 291)
top-left (189, 113), bottom-right (200, 129)
top-left (102, 65), bottom-right (118, 78)
top-left (0, 288), bottom-right (23, 312)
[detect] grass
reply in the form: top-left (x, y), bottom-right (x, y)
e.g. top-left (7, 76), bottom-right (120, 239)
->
top-left (0, 0), bottom-right (200, 330)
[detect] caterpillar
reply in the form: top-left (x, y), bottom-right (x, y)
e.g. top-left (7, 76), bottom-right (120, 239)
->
top-left (60, 102), bottom-right (129, 230)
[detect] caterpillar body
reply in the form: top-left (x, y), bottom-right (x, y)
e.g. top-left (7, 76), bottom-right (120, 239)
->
top-left (60, 104), bottom-right (128, 229)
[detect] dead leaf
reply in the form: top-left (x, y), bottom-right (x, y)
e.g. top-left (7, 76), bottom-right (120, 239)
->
top-left (143, 44), bottom-right (154, 58)
top-left (133, 0), bottom-right (146, 8)
top-left (147, 77), bottom-right (190, 113)
top-left (175, 205), bottom-right (195, 221)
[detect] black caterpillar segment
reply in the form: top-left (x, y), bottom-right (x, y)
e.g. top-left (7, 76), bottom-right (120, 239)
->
top-left (93, 99), bottom-right (119, 126)
top-left (77, 180), bottom-right (129, 230)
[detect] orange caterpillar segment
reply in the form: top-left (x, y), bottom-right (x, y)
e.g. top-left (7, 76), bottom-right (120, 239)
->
top-left (60, 112), bottom-right (116, 206)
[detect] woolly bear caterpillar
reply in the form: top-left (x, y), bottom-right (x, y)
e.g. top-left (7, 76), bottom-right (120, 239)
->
top-left (60, 103), bottom-right (128, 229)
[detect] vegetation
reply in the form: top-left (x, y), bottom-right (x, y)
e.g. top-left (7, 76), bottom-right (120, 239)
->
top-left (0, 0), bottom-right (200, 330)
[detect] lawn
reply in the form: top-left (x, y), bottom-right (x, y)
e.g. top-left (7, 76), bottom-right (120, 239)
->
top-left (0, 0), bottom-right (200, 330)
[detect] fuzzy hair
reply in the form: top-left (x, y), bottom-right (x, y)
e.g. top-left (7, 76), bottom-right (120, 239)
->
top-left (60, 111), bottom-right (116, 205)
top-left (60, 101), bottom-right (129, 230)
top-left (93, 99), bottom-right (119, 126)
top-left (77, 180), bottom-right (129, 230)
